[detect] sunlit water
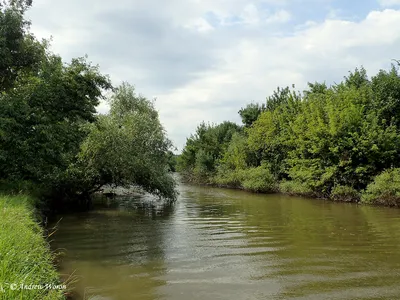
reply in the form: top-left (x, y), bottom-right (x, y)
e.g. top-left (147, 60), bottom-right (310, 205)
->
top-left (52, 182), bottom-right (400, 300)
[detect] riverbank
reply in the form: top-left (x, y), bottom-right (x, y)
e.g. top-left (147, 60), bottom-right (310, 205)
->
top-left (0, 195), bottom-right (66, 300)
top-left (181, 167), bottom-right (400, 207)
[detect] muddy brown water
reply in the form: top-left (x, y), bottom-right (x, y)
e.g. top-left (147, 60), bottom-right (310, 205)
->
top-left (52, 182), bottom-right (400, 300)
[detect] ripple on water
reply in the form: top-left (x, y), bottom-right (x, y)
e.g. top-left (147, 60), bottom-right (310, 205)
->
top-left (52, 185), bottom-right (400, 300)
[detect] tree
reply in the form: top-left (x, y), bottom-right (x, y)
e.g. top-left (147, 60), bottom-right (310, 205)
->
top-left (70, 83), bottom-right (177, 201)
top-left (0, 0), bottom-right (45, 92)
top-left (371, 64), bottom-right (400, 127)
top-left (265, 86), bottom-right (301, 112)
top-left (303, 81), bottom-right (328, 97)
top-left (180, 64), bottom-right (400, 202)
top-left (0, 55), bottom-right (112, 189)
top-left (344, 66), bottom-right (369, 89)
top-left (178, 121), bottom-right (241, 181)
top-left (218, 132), bottom-right (253, 171)
top-left (238, 103), bottom-right (265, 127)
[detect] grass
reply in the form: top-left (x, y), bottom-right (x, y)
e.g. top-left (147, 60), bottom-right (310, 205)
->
top-left (0, 194), bottom-right (65, 300)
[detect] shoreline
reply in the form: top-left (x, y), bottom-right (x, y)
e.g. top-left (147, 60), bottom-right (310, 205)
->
top-left (0, 195), bottom-right (67, 300)
top-left (180, 177), bottom-right (399, 208)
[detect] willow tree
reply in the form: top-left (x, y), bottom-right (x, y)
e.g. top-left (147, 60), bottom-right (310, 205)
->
top-left (70, 83), bottom-right (177, 201)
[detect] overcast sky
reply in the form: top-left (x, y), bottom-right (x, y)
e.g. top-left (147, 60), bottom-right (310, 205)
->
top-left (26, 0), bottom-right (400, 152)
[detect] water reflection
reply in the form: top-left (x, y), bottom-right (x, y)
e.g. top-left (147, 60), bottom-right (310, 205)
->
top-left (53, 195), bottom-right (174, 300)
top-left (53, 184), bottom-right (400, 300)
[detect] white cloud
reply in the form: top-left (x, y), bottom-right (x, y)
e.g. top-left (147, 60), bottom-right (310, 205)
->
top-left (184, 18), bottom-right (214, 32)
top-left (25, 2), bottom-right (400, 151)
top-left (379, 0), bottom-right (400, 7)
top-left (266, 9), bottom-right (291, 23)
top-left (241, 4), bottom-right (260, 24)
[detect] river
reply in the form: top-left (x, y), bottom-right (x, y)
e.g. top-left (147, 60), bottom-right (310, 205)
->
top-left (52, 181), bottom-right (400, 300)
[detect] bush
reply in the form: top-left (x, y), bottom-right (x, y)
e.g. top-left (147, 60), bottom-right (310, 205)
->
top-left (361, 168), bottom-right (400, 206)
top-left (213, 169), bottom-right (244, 188)
top-left (279, 180), bottom-right (314, 197)
top-left (240, 166), bottom-right (276, 193)
top-left (330, 185), bottom-right (360, 202)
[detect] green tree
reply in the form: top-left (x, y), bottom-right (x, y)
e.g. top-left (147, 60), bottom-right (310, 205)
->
top-left (238, 103), bottom-right (265, 127)
top-left (166, 151), bottom-right (178, 172)
top-left (179, 121), bottom-right (241, 182)
top-left (180, 65), bottom-right (400, 204)
top-left (0, 55), bottom-right (112, 194)
top-left (287, 83), bottom-right (399, 195)
top-left (247, 86), bottom-right (301, 179)
top-left (371, 64), bottom-right (400, 127)
top-left (0, 0), bottom-right (45, 92)
top-left (70, 83), bottom-right (177, 200)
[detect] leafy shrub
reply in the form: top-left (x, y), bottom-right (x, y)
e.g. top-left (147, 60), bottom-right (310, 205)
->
top-left (330, 185), bottom-right (360, 202)
top-left (279, 180), bottom-right (313, 197)
top-left (361, 168), bottom-right (400, 206)
top-left (213, 169), bottom-right (244, 188)
top-left (240, 166), bottom-right (276, 193)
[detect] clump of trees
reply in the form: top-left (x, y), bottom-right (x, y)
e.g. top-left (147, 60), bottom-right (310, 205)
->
top-left (0, 0), bottom-right (177, 208)
top-left (178, 66), bottom-right (400, 206)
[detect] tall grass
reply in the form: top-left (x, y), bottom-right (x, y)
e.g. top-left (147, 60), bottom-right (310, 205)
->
top-left (0, 195), bottom-right (65, 300)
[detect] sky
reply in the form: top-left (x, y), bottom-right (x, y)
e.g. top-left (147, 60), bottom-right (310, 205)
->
top-left (26, 0), bottom-right (400, 152)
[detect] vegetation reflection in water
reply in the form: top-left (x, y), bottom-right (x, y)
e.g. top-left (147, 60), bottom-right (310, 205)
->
top-left (53, 183), bottom-right (400, 300)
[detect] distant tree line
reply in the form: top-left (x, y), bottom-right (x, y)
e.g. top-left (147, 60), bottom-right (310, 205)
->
top-left (0, 0), bottom-right (177, 209)
top-left (178, 65), bottom-right (400, 206)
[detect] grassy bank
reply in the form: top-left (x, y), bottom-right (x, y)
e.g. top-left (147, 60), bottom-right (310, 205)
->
top-left (0, 195), bottom-right (65, 300)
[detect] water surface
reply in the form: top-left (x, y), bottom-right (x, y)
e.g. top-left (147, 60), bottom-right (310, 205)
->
top-left (52, 183), bottom-right (400, 300)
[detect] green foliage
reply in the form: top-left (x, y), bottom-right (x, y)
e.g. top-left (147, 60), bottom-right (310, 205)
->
top-left (330, 185), bottom-right (360, 202)
top-left (286, 79), bottom-right (399, 195)
top-left (0, 2), bottom-right (178, 205)
top-left (279, 180), bottom-right (313, 197)
top-left (361, 169), bottom-right (400, 206)
top-left (247, 86), bottom-right (301, 179)
top-left (371, 65), bottom-right (400, 127)
top-left (344, 66), bottom-right (369, 89)
top-left (0, 0), bottom-right (45, 92)
top-left (238, 103), bottom-right (265, 127)
top-left (166, 151), bottom-right (178, 172)
top-left (303, 81), bottom-right (328, 96)
top-left (178, 121), bottom-right (241, 182)
top-left (213, 169), bottom-right (244, 188)
top-left (0, 195), bottom-right (65, 300)
top-left (213, 165), bottom-right (275, 193)
top-left (266, 85), bottom-right (301, 112)
top-left (240, 166), bottom-right (276, 193)
top-left (0, 55), bottom-right (112, 187)
top-left (71, 83), bottom-right (177, 200)
top-left (180, 64), bottom-right (400, 206)
top-left (219, 132), bottom-right (253, 170)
